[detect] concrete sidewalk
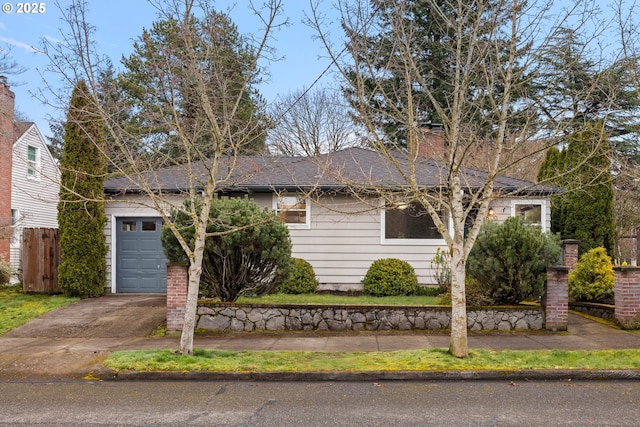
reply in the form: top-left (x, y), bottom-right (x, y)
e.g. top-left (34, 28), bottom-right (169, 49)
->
top-left (1, 294), bottom-right (639, 381)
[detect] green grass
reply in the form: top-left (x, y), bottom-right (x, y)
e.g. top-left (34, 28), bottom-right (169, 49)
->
top-left (104, 348), bottom-right (640, 373)
top-left (0, 285), bottom-right (78, 335)
top-left (236, 293), bottom-right (442, 306)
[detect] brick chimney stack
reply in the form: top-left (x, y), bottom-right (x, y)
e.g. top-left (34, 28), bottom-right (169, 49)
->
top-left (415, 123), bottom-right (446, 160)
top-left (0, 75), bottom-right (15, 261)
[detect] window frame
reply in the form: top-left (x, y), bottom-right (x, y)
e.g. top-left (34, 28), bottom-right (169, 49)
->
top-left (273, 193), bottom-right (311, 229)
top-left (26, 145), bottom-right (40, 180)
top-left (381, 202), bottom-right (449, 245)
top-left (510, 199), bottom-right (547, 231)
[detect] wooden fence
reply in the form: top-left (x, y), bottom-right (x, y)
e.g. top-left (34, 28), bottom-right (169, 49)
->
top-left (21, 228), bottom-right (60, 294)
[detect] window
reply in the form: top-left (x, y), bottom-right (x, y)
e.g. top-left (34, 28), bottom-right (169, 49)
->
top-left (274, 194), bottom-right (310, 228)
top-left (383, 202), bottom-right (445, 243)
top-left (27, 145), bottom-right (39, 179)
top-left (142, 221), bottom-right (157, 231)
top-left (511, 200), bottom-right (545, 231)
top-left (121, 221), bottom-right (137, 232)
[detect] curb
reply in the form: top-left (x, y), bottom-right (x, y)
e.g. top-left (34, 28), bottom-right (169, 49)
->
top-left (93, 368), bottom-right (640, 382)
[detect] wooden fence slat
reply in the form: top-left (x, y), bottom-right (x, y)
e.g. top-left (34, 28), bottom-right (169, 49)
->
top-left (21, 228), bottom-right (60, 294)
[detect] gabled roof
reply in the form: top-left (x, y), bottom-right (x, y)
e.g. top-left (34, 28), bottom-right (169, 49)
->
top-left (103, 147), bottom-right (560, 196)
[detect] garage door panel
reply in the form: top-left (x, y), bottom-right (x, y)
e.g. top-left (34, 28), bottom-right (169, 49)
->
top-left (139, 239), bottom-right (159, 251)
top-left (116, 217), bottom-right (167, 293)
top-left (119, 259), bottom-right (139, 270)
top-left (119, 238), bottom-right (139, 251)
top-left (140, 258), bottom-right (160, 270)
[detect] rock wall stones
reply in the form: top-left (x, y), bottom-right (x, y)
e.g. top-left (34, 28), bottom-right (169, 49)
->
top-left (196, 303), bottom-right (544, 332)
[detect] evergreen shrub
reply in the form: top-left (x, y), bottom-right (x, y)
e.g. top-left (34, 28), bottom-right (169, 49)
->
top-left (57, 81), bottom-right (107, 298)
top-left (0, 256), bottom-right (11, 284)
top-left (467, 216), bottom-right (561, 304)
top-left (277, 258), bottom-right (319, 294)
top-left (568, 247), bottom-right (614, 304)
top-left (363, 258), bottom-right (418, 296)
top-left (162, 196), bottom-right (292, 302)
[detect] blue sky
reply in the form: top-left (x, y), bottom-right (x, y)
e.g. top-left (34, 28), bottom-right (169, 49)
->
top-left (0, 1), bottom-right (336, 139)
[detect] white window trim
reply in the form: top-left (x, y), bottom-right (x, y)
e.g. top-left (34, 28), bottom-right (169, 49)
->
top-left (273, 193), bottom-right (311, 229)
top-left (26, 145), bottom-right (40, 180)
top-left (510, 199), bottom-right (547, 232)
top-left (380, 205), bottom-right (449, 246)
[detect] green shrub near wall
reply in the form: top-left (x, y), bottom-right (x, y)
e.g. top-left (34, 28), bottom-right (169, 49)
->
top-left (162, 196), bottom-right (292, 302)
top-left (277, 258), bottom-right (319, 294)
top-left (569, 247), bottom-right (615, 304)
top-left (363, 258), bottom-right (419, 296)
top-left (466, 216), bottom-right (561, 304)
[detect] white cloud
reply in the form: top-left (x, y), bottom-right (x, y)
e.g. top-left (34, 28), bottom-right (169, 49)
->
top-left (43, 34), bottom-right (63, 45)
top-left (0, 36), bottom-right (38, 53)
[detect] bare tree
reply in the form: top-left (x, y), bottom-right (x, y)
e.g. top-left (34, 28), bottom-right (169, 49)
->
top-left (0, 44), bottom-right (27, 81)
top-left (309, 0), bottom-right (621, 357)
top-left (41, 0), bottom-right (286, 354)
top-left (611, 0), bottom-right (640, 263)
top-left (268, 86), bottom-right (361, 156)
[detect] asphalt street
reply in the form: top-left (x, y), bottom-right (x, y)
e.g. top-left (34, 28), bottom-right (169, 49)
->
top-left (0, 380), bottom-right (638, 426)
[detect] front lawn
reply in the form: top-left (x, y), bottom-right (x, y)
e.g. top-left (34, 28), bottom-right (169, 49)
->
top-left (0, 285), bottom-right (78, 335)
top-left (236, 293), bottom-right (443, 306)
top-left (104, 348), bottom-right (640, 373)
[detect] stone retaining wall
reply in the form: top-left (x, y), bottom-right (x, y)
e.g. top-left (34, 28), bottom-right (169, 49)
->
top-left (196, 303), bottom-right (544, 332)
top-left (569, 302), bottom-right (615, 321)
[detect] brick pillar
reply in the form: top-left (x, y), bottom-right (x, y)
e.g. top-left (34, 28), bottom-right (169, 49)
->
top-left (166, 263), bottom-right (188, 331)
top-left (0, 76), bottom-right (15, 262)
top-left (562, 239), bottom-right (580, 270)
top-left (545, 267), bottom-right (569, 331)
top-left (614, 267), bottom-right (640, 329)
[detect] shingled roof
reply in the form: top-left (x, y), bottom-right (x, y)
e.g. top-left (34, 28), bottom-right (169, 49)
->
top-left (103, 147), bottom-right (559, 196)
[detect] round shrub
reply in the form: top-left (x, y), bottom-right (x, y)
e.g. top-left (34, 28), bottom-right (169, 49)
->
top-left (278, 258), bottom-right (319, 294)
top-left (363, 258), bottom-right (418, 296)
top-left (569, 247), bottom-right (614, 304)
top-left (467, 216), bottom-right (561, 304)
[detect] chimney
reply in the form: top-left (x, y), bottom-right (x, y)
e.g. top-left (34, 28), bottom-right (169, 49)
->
top-left (0, 76), bottom-right (15, 261)
top-left (415, 123), bottom-right (446, 160)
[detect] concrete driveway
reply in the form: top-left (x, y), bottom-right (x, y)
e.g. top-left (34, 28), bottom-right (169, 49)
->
top-left (4, 294), bottom-right (166, 339)
top-left (0, 294), bottom-right (166, 379)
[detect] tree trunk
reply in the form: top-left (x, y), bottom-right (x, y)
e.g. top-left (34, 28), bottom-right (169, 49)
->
top-left (449, 243), bottom-right (468, 357)
top-left (179, 226), bottom-right (207, 355)
top-left (179, 262), bottom-right (201, 354)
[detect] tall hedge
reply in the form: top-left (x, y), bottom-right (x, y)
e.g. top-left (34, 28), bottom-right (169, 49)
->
top-left (57, 81), bottom-right (107, 298)
top-left (538, 122), bottom-right (615, 256)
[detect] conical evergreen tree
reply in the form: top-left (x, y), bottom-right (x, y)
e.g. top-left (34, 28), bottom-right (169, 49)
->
top-left (57, 81), bottom-right (108, 297)
top-left (538, 122), bottom-right (615, 256)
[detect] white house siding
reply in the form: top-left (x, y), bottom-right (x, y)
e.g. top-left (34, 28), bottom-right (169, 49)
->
top-left (103, 191), bottom-right (553, 293)
top-left (10, 125), bottom-right (60, 275)
top-left (289, 194), bottom-right (443, 291)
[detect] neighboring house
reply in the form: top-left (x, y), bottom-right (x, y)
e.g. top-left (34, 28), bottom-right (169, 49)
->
top-left (103, 141), bottom-right (560, 294)
top-left (0, 77), bottom-right (60, 280)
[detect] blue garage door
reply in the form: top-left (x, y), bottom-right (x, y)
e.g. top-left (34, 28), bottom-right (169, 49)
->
top-left (116, 217), bottom-right (167, 293)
